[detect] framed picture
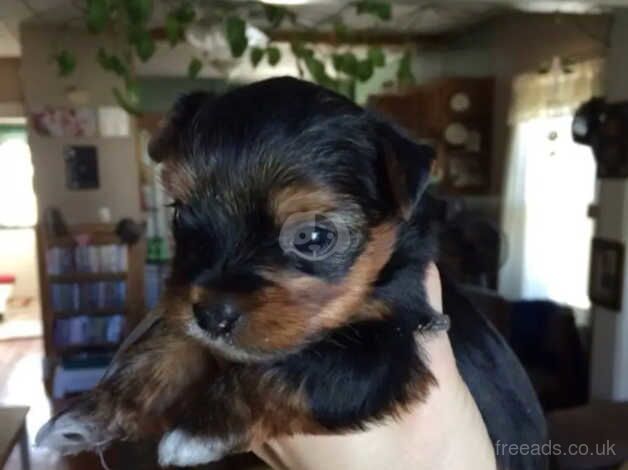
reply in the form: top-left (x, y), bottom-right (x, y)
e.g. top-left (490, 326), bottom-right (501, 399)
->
top-left (589, 238), bottom-right (625, 311)
top-left (64, 145), bottom-right (99, 190)
top-left (30, 107), bottom-right (97, 137)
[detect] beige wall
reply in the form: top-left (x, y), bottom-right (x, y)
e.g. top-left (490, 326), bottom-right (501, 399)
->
top-left (589, 9), bottom-right (628, 401)
top-left (0, 58), bottom-right (24, 117)
top-left (20, 26), bottom-right (141, 225)
top-left (20, 26), bottom-right (125, 107)
top-left (29, 136), bottom-right (142, 224)
top-left (0, 58), bottom-right (22, 103)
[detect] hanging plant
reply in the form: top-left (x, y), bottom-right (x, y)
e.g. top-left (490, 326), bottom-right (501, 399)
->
top-left (54, 0), bottom-right (416, 113)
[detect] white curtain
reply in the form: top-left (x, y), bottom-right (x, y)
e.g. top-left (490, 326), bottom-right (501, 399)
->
top-left (508, 58), bottom-right (605, 124)
top-left (499, 59), bottom-right (603, 309)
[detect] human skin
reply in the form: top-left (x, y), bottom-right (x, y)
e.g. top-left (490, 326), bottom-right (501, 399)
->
top-left (253, 263), bottom-right (497, 470)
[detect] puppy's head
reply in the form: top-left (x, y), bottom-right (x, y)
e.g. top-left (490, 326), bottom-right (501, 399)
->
top-left (152, 77), bottom-right (434, 362)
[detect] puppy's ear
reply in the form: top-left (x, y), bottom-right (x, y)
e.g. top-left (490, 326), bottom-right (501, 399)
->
top-left (148, 91), bottom-right (210, 162)
top-left (376, 119), bottom-right (435, 220)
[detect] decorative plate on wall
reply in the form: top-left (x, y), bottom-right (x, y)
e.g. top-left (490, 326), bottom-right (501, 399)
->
top-left (450, 92), bottom-right (471, 113)
top-left (444, 122), bottom-right (469, 146)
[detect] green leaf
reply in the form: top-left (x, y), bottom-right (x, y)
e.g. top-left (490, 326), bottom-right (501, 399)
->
top-left (263, 5), bottom-right (286, 28)
top-left (335, 79), bottom-right (356, 100)
top-left (304, 56), bottom-right (328, 84)
top-left (225, 16), bottom-right (248, 58)
top-left (165, 14), bottom-right (183, 46)
top-left (97, 47), bottom-right (109, 69)
top-left (267, 46), bottom-right (281, 66)
top-left (368, 47), bottom-right (386, 67)
top-left (97, 48), bottom-right (129, 80)
top-left (397, 50), bottom-right (415, 84)
top-left (125, 0), bottom-right (152, 25)
top-left (187, 57), bottom-right (202, 79)
top-left (86, 0), bottom-right (108, 33)
top-left (112, 86), bottom-right (141, 115)
top-left (174, 2), bottom-right (195, 24)
top-left (126, 81), bottom-right (140, 104)
top-left (54, 50), bottom-right (76, 77)
top-left (332, 52), bottom-right (358, 76)
top-left (106, 1), bottom-right (121, 17)
top-left (134, 30), bottom-right (155, 62)
top-left (165, 3), bottom-right (194, 47)
top-left (356, 59), bottom-right (374, 82)
top-left (290, 41), bottom-right (314, 59)
top-left (250, 47), bottom-right (265, 67)
top-left (354, 0), bottom-right (392, 21)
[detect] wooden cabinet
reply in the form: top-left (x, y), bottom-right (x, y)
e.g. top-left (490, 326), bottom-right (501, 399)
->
top-left (368, 77), bottom-right (494, 194)
top-left (369, 92), bottom-right (422, 139)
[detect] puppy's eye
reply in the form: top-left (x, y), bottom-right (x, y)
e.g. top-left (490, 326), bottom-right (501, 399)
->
top-left (280, 213), bottom-right (349, 261)
top-left (293, 221), bottom-right (337, 257)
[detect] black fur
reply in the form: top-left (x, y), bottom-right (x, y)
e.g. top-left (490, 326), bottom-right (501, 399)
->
top-left (278, 318), bottom-right (430, 430)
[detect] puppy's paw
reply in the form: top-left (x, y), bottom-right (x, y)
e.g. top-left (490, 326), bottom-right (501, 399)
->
top-left (157, 429), bottom-right (230, 467)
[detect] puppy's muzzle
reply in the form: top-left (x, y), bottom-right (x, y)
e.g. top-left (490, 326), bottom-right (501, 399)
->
top-left (193, 302), bottom-right (240, 337)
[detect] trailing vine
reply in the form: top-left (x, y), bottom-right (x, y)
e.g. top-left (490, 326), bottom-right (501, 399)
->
top-left (52, 0), bottom-right (416, 112)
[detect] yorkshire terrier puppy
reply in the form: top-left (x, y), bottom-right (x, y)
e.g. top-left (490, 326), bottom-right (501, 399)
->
top-left (37, 77), bottom-right (546, 469)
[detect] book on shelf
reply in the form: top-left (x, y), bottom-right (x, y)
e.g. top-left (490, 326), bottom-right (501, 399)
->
top-left (61, 352), bottom-right (114, 369)
top-left (52, 364), bottom-right (108, 399)
top-left (50, 281), bottom-right (126, 312)
top-left (54, 314), bottom-right (125, 348)
top-left (47, 244), bottom-right (128, 275)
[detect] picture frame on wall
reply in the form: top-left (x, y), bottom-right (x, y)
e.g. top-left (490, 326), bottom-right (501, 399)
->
top-left (30, 107), bottom-right (97, 137)
top-left (64, 145), bottom-right (99, 190)
top-left (589, 238), bottom-right (625, 311)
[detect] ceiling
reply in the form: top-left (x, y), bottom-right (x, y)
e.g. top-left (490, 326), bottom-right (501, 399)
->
top-left (0, 0), bottom-right (625, 57)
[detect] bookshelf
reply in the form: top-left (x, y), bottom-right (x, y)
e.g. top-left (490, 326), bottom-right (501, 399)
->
top-left (37, 223), bottom-right (145, 397)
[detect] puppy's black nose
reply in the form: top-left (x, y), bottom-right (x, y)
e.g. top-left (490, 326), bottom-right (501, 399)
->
top-left (193, 303), bottom-right (240, 337)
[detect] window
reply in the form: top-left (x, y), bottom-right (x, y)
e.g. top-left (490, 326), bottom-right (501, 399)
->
top-left (501, 115), bottom-right (596, 309)
top-left (0, 127), bottom-right (37, 227)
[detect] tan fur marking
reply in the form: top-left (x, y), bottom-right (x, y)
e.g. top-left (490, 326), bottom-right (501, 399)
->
top-left (271, 185), bottom-right (338, 225)
top-left (233, 223), bottom-right (397, 352)
top-left (318, 223), bottom-right (397, 328)
top-left (136, 338), bottom-right (208, 413)
top-left (248, 370), bottom-right (324, 445)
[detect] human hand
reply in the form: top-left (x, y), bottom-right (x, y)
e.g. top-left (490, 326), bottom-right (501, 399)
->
top-left (253, 263), bottom-right (497, 470)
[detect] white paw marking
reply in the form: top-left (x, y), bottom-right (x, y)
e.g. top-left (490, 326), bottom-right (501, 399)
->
top-left (158, 429), bottom-right (228, 467)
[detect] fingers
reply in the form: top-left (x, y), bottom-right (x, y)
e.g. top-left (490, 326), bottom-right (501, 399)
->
top-left (424, 263), bottom-right (443, 314)
top-left (417, 263), bottom-right (458, 385)
top-left (417, 263), bottom-right (449, 334)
